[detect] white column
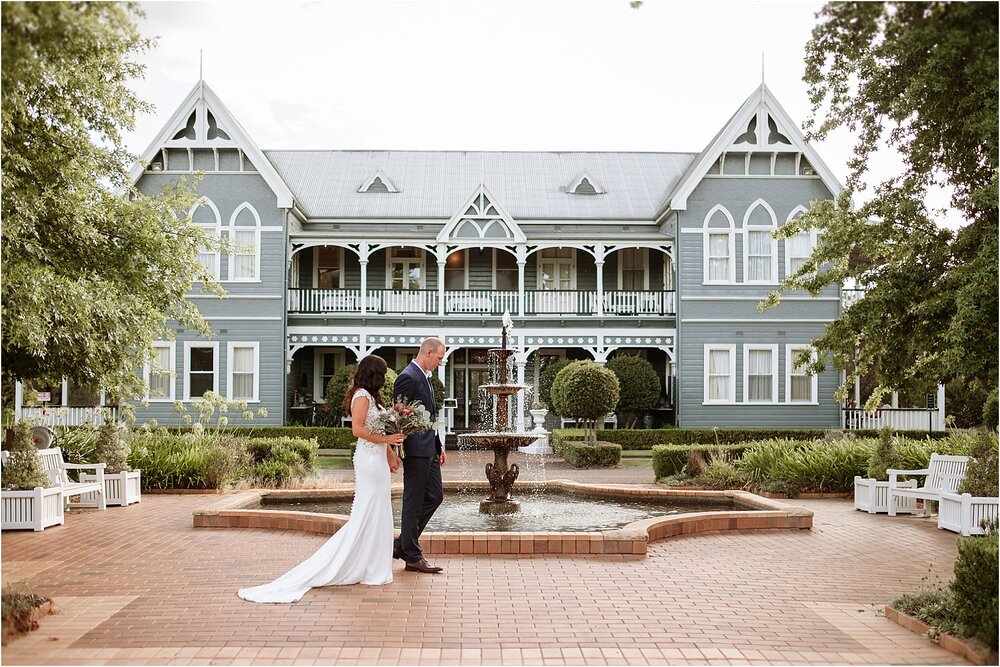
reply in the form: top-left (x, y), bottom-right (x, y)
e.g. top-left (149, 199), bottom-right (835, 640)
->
top-left (359, 242), bottom-right (370, 315)
top-left (936, 383), bottom-right (946, 431)
top-left (517, 260), bottom-right (526, 317)
top-left (595, 260), bottom-right (605, 317)
top-left (14, 381), bottom-right (23, 423)
top-left (437, 361), bottom-right (448, 448)
top-left (437, 259), bottom-right (446, 317)
top-left (516, 351), bottom-right (527, 432)
top-left (890, 391), bottom-right (899, 408)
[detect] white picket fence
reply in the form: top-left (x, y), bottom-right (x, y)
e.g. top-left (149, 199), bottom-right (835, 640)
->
top-left (19, 406), bottom-right (117, 427)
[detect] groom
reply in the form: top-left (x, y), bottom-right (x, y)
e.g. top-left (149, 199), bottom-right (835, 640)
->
top-left (392, 337), bottom-right (447, 573)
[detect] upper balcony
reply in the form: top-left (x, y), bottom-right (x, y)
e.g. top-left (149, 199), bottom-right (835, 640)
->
top-left (288, 288), bottom-right (676, 317)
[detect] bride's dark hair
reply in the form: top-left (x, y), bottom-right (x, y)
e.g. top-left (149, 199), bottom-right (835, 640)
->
top-left (343, 355), bottom-right (389, 415)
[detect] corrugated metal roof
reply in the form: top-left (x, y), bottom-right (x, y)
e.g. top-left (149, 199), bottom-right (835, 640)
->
top-left (263, 150), bottom-right (697, 220)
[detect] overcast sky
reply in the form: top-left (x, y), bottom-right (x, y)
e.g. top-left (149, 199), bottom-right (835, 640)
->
top-left (126, 0), bottom-right (954, 222)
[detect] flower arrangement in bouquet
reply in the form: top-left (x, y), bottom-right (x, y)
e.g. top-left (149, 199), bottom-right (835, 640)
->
top-left (372, 397), bottom-right (435, 458)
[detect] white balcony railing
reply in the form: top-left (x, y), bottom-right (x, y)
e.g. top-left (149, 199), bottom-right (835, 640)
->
top-left (843, 407), bottom-right (942, 432)
top-left (19, 406), bottom-right (118, 427)
top-left (288, 288), bottom-right (678, 317)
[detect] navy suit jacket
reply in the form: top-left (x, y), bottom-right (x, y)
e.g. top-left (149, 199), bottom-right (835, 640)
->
top-left (392, 363), bottom-right (442, 458)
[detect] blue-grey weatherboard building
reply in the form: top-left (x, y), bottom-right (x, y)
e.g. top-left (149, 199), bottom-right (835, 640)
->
top-left (18, 79), bottom-right (868, 432)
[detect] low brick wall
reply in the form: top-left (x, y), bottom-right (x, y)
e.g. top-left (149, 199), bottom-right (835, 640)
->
top-left (193, 482), bottom-right (813, 557)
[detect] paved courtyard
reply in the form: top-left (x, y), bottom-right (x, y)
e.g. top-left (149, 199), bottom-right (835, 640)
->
top-left (2, 452), bottom-right (967, 666)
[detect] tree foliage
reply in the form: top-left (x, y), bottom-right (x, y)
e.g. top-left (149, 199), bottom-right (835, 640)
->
top-left (550, 361), bottom-right (620, 444)
top-left (763, 2), bottom-right (998, 407)
top-left (1, 2), bottom-right (220, 399)
top-left (605, 354), bottom-right (660, 428)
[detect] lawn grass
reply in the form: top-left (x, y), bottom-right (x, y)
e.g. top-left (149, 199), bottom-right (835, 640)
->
top-left (315, 456), bottom-right (353, 470)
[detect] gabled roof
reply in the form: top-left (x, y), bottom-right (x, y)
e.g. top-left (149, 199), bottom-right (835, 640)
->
top-left (664, 83), bottom-right (842, 212)
top-left (127, 80), bottom-right (295, 209)
top-left (264, 150), bottom-right (696, 220)
top-left (438, 185), bottom-right (525, 243)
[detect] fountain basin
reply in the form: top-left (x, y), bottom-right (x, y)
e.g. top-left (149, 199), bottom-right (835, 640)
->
top-left (194, 481), bottom-right (813, 557)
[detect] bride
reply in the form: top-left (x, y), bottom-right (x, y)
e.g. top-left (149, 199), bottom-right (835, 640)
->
top-left (238, 355), bottom-right (404, 603)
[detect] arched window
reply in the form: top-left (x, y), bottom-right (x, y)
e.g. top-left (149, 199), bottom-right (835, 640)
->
top-left (742, 199), bottom-right (778, 283)
top-left (188, 198), bottom-right (221, 280)
top-left (228, 203), bottom-right (261, 281)
top-left (784, 205), bottom-right (816, 278)
top-left (702, 205), bottom-right (735, 284)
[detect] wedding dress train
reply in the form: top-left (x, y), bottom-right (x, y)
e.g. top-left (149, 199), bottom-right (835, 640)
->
top-left (237, 388), bottom-right (393, 603)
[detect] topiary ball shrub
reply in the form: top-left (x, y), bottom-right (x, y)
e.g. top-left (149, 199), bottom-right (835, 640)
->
top-left (537, 357), bottom-right (572, 410)
top-left (560, 441), bottom-right (622, 468)
top-left (951, 532), bottom-right (998, 650)
top-left (550, 361), bottom-right (620, 444)
top-left (606, 355), bottom-right (660, 428)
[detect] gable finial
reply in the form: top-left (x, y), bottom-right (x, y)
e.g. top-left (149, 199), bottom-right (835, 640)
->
top-left (761, 52), bottom-right (765, 85)
top-left (199, 49), bottom-right (204, 81)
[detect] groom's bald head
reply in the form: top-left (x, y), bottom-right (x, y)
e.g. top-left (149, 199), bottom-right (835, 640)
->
top-left (415, 338), bottom-right (446, 372)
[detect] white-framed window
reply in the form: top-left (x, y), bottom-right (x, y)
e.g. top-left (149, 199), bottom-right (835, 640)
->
top-left (784, 206), bottom-right (816, 278)
top-left (743, 344), bottom-right (778, 403)
top-left (493, 250), bottom-right (518, 290)
top-left (184, 341), bottom-right (219, 400)
top-left (703, 205), bottom-right (735, 284)
top-left (537, 247), bottom-right (576, 290)
top-left (315, 246), bottom-right (344, 289)
top-left (743, 199), bottom-right (778, 283)
top-left (618, 247), bottom-right (649, 290)
top-left (189, 198), bottom-right (221, 280)
top-left (387, 247), bottom-right (425, 289)
top-left (144, 342), bottom-right (175, 401)
top-left (314, 348), bottom-right (345, 400)
top-left (703, 345), bottom-right (736, 404)
top-left (227, 342), bottom-right (259, 402)
top-left (786, 345), bottom-right (818, 403)
top-left (444, 249), bottom-right (467, 290)
top-left (228, 203), bottom-right (261, 281)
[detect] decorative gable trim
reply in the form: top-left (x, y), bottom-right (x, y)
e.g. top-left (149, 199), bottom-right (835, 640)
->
top-left (437, 185), bottom-right (525, 243)
top-left (567, 172), bottom-right (605, 195)
top-left (666, 83), bottom-right (842, 212)
top-left (125, 80), bottom-right (295, 210)
top-left (358, 171), bottom-right (398, 193)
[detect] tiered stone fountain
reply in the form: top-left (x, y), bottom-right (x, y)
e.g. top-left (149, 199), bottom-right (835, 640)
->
top-left (458, 312), bottom-right (539, 514)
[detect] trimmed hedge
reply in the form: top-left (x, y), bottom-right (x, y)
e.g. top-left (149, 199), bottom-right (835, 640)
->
top-left (163, 426), bottom-right (356, 448)
top-left (951, 533), bottom-right (999, 649)
top-left (561, 441), bottom-right (622, 468)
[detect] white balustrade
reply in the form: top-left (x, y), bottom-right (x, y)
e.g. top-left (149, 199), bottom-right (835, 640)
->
top-left (843, 408), bottom-right (941, 432)
top-left (19, 406), bottom-right (117, 427)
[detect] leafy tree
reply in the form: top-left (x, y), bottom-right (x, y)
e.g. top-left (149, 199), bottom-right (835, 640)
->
top-left (537, 357), bottom-right (571, 410)
top-left (606, 354), bottom-right (660, 428)
top-left (763, 2), bottom-right (998, 408)
top-left (1, 2), bottom-right (220, 401)
top-left (550, 361), bottom-right (620, 444)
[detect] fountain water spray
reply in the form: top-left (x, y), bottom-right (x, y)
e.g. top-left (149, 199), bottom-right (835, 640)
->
top-left (458, 311), bottom-right (540, 514)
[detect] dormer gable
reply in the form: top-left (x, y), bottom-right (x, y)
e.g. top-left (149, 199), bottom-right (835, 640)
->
top-left (126, 80), bottom-right (295, 210)
top-left (358, 171), bottom-right (399, 193)
top-left (437, 185), bottom-right (525, 243)
top-left (664, 83), bottom-right (842, 212)
top-left (567, 172), bottom-right (605, 195)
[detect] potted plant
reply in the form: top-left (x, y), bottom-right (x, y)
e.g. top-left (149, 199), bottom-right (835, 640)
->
top-left (79, 420), bottom-right (141, 507)
top-left (1, 422), bottom-right (64, 531)
top-left (853, 428), bottom-right (918, 514)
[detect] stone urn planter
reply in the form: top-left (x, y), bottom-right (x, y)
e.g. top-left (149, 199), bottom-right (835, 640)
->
top-left (79, 470), bottom-right (142, 507)
top-left (853, 476), bottom-right (919, 514)
top-left (529, 408), bottom-right (548, 430)
top-left (1, 486), bottom-right (65, 531)
top-left (938, 491), bottom-right (999, 536)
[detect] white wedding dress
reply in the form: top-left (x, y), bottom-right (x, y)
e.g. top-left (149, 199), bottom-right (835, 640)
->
top-left (237, 388), bottom-right (393, 603)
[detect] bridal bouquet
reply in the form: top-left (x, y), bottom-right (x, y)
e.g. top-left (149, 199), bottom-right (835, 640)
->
top-left (373, 398), bottom-right (435, 458)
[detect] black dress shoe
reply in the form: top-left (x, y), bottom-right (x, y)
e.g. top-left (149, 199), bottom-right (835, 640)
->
top-left (404, 558), bottom-right (443, 574)
top-left (393, 546), bottom-right (404, 560)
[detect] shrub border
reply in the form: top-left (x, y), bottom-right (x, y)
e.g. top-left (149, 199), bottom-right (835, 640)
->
top-left (884, 606), bottom-right (998, 666)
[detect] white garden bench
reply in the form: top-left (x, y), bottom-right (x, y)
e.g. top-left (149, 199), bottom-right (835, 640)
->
top-left (559, 413), bottom-right (618, 430)
top-left (37, 447), bottom-right (107, 511)
top-left (887, 453), bottom-right (969, 517)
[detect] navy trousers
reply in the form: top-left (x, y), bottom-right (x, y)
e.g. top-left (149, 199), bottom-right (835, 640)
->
top-left (394, 455), bottom-right (443, 563)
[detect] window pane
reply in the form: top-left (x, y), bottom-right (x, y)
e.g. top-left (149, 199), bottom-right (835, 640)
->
top-left (233, 374), bottom-right (254, 400)
top-left (791, 376), bottom-right (812, 401)
top-left (190, 374), bottom-right (213, 397)
top-left (233, 347), bottom-right (254, 373)
top-left (191, 347), bottom-right (214, 372)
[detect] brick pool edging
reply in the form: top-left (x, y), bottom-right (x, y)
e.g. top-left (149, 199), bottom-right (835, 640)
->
top-left (192, 480), bottom-right (813, 556)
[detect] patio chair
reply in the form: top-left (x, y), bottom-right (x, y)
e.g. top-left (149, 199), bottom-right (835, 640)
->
top-left (887, 453), bottom-right (969, 517)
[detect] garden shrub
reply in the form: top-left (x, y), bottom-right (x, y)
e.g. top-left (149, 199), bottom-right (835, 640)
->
top-left (768, 440), bottom-right (871, 493)
top-left (164, 426), bottom-right (355, 449)
top-left (605, 355), bottom-right (660, 428)
top-left (94, 422), bottom-right (131, 474)
top-left (246, 437), bottom-right (318, 487)
top-left (983, 387), bottom-right (998, 431)
top-left (325, 365), bottom-right (398, 418)
top-left (560, 441), bottom-right (622, 468)
top-left (652, 443), bottom-right (754, 479)
top-left (1, 584), bottom-right (51, 637)
top-left (866, 428), bottom-right (900, 480)
top-left (537, 357), bottom-right (572, 410)
top-left (957, 430), bottom-right (999, 498)
top-left (53, 424), bottom-right (100, 465)
top-left (951, 532), bottom-right (999, 649)
top-left (550, 361), bottom-right (620, 444)
top-left (0, 422), bottom-right (49, 490)
top-left (550, 429), bottom-right (585, 456)
top-left (127, 432), bottom-right (249, 490)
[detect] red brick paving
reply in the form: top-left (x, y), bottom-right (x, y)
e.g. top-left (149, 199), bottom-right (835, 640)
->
top-left (2, 452), bottom-right (968, 665)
